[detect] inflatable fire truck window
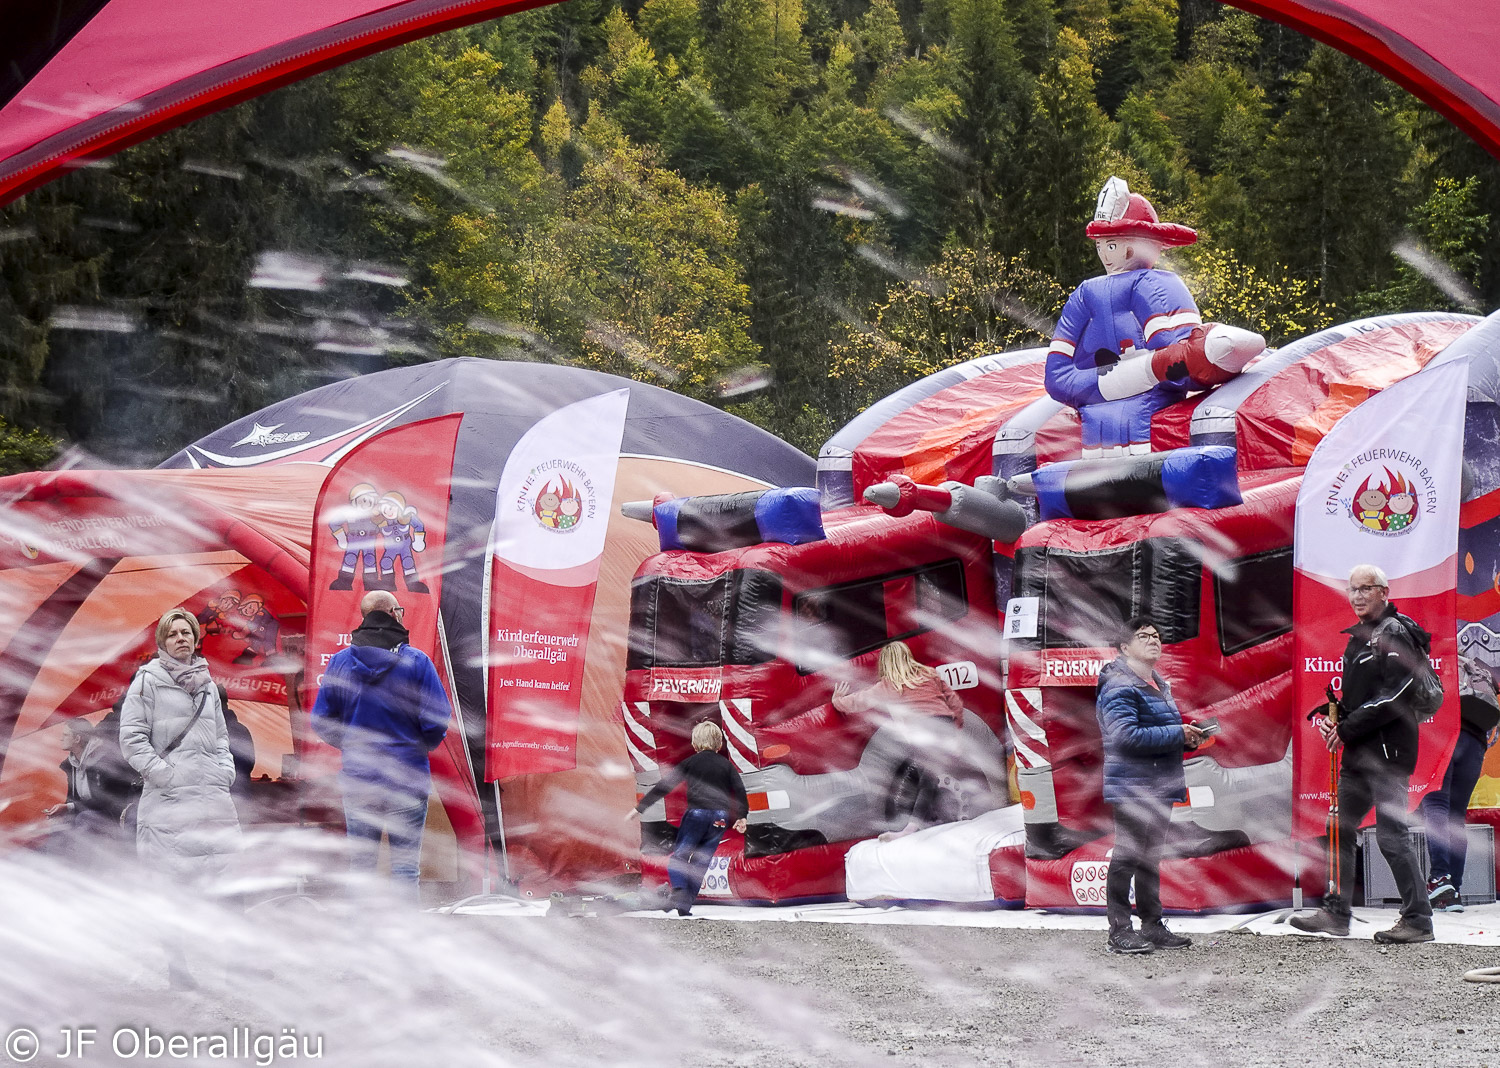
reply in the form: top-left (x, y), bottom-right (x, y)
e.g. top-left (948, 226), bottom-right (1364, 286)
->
top-left (626, 571), bottom-right (784, 670)
top-left (1013, 538), bottom-right (1203, 650)
top-left (1213, 548), bottom-right (1294, 656)
top-left (790, 559), bottom-right (967, 675)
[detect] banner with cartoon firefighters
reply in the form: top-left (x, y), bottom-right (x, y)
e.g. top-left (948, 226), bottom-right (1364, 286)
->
top-left (307, 414), bottom-right (463, 690)
top-left (1292, 357), bottom-right (1466, 837)
top-left (485, 389), bottom-right (630, 780)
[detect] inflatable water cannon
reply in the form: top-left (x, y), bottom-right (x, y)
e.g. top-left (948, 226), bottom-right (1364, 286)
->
top-left (1006, 445), bottom-right (1241, 521)
top-left (862, 474), bottom-right (1028, 542)
top-left (620, 492), bottom-right (675, 524)
top-left (622, 488), bottom-right (825, 551)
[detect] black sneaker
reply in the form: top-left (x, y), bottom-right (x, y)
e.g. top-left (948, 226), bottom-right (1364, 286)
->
top-left (1106, 927), bottom-right (1155, 954)
top-left (1427, 876), bottom-right (1463, 913)
top-left (1288, 909), bottom-right (1350, 937)
top-left (1373, 918), bottom-right (1434, 944)
top-left (1140, 921), bottom-right (1192, 949)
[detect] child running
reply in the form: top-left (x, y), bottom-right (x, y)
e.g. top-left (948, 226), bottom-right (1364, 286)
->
top-left (628, 721), bottom-right (748, 916)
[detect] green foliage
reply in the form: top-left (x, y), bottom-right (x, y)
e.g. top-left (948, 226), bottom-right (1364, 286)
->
top-left (5, 0), bottom-right (1500, 466)
top-left (1256, 45), bottom-right (1414, 303)
top-left (1173, 246), bottom-right (1334, 345)
top-left (1016, 25), bottom-right (1111, 280)
top-left (1352, 176), bottom-right (1491, 316)
top-left (548, 118), bottom-right (760, 397)
top-left (828, 245), bottom-right (1065, 406)
top-left (0, 418), bottom-right (59, 475)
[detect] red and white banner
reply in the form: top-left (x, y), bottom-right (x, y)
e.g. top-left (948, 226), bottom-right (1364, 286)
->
top-left (306, 414), bottom-right (463, 691)
top-left (1291, 359), bottom-right (1466, 837)
top-left (485, 389), bottom-right (630, 780)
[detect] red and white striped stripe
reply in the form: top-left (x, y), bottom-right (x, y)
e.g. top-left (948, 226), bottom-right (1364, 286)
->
top-left (621, 700), bottom-right (657, 773)
top-left (718, 698), bottom-right (759, 773)
top-left (1142, 309), bottom-right (1202, 341)
top-left (1049, 337), bottom-right (1077, 358)
top-left (1005, 688), bottom-right (1050, 770)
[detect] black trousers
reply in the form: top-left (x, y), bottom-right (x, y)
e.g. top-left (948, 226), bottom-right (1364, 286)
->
top-left (1106, 796), bottom-right (1173, 930)
top-left (1324, 756), bottom-right (1433, 926)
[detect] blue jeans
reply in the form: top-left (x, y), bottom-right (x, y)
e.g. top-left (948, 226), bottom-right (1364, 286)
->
top-left (669, 808), bottom-right (728, 900)
top-left (343, 779), bottom-right (428, 892)
top-left (1423, 731), bottom-right (1488, 889)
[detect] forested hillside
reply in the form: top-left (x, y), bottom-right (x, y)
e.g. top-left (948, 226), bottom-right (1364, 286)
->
top-left (2, 0), bottom-right (1497, 467)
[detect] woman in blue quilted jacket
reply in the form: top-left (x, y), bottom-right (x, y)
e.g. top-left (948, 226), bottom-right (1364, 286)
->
top-left (1096, 616), bottom-right (1205, 955)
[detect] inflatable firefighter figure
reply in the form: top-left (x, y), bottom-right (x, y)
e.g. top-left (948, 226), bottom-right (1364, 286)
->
top-left (329, 482), bottom-right (383, 591)
top-left (1045, 177), bottom-right (1266, 457)
top-left (376, 491), bottom-right (430, 594)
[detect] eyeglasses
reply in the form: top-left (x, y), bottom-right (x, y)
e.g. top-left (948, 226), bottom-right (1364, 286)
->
top-left (391, 606), bottom-right (406, 618)
top-left (1347, 585), bottom-right (1386, 596)
top-left (1132, 631), bottom-right (1161, 643)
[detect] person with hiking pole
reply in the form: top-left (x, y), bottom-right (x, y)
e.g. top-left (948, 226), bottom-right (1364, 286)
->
top-left (1290, 564), bottom-right (1435, 944)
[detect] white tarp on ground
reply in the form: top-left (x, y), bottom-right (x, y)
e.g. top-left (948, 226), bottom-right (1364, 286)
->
top-left (846, 807), bottom-right (1025, 904)
top-left (448, 897), bottom-right (1500, 947)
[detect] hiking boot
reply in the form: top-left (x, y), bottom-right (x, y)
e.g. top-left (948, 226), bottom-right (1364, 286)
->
top-left (1373, 918), bottom-right (1434, 944)
top-left (1289, 909), bottom-right (1350, 937)
top-left (1140, 921), bottom-right (1192, 949)
top-left (1106, 927), bottom-right (1154, 954)
top-left (1427, 876), bottom-right (1463, 913)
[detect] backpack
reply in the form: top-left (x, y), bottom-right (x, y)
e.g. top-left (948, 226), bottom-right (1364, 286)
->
top-left (1379, 613), bottom-right (1445, 723)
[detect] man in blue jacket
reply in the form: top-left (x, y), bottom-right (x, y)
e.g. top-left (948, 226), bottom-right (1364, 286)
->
top-left (312, 590), bottom-right (451, 900)
top-left (1097, 616), bottom-right (1205, 954)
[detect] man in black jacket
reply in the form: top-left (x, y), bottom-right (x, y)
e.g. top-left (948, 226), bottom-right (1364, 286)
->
top-left (1291, 564), bottom-right (1435, 943)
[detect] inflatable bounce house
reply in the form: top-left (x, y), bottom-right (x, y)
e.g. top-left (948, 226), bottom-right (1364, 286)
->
top-left (622, 183), bottom-right (1500, 910)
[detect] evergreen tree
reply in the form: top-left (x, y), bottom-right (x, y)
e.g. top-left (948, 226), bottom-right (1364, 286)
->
top-left (1256, 45), bottom-right (1414, 302)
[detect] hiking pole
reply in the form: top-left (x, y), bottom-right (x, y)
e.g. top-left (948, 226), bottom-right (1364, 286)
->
top-left (1305, 686), bottom-right (1341, 901)
top-left (1323, 686), bottom-right (1341, 901)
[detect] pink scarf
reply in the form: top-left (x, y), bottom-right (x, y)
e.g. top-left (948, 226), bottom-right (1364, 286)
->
top-left (158, 651), bottom-right (213, 696)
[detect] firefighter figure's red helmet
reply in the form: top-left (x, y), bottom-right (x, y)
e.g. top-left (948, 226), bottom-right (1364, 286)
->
top-left (1084, 176), bottom-right (1197, 247)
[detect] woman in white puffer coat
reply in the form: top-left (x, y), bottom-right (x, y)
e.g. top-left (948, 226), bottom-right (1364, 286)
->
top-left (120, 607), bottom-right (241, 988)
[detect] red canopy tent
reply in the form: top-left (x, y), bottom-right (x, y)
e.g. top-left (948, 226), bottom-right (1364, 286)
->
top-left (0, 465), bottom-right (326, 832)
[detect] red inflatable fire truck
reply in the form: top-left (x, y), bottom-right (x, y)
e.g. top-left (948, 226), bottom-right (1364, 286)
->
top-left (624, 311), bottom-right (1500, 909)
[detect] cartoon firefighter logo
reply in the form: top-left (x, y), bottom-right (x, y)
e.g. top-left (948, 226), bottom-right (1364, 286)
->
top-left (531, 476), bottom-right (585, 533)
top-left (376, 491), bottom-right (429, 594)
top-left (1345, 466), bottom-right (1424, 536)
top-left (197, 588), bottom-right (243, 637)
top-left (198, 588), bottom-right (281, 665)
top-left (328, 483), bottom-right (431, 593)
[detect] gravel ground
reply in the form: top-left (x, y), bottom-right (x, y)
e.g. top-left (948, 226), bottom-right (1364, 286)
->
top-left (7, 850), bottom-right (1499, 1068)
top-left (462, 917), bottom-right (1500, 1068)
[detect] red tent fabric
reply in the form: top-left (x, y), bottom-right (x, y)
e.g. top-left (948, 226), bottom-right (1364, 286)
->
top-left (0, 0), bottom-right (552, 206)
top-left (1230, 1), bottom-right (1500, 160)
top-left (1, 0), bottom-right (1499, 206)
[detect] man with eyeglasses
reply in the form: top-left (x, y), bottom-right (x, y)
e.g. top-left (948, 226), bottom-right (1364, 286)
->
top-left (312, 589), bottom-right (451, 902)
top-left (1290, 564), bottom-right (1434, 943)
